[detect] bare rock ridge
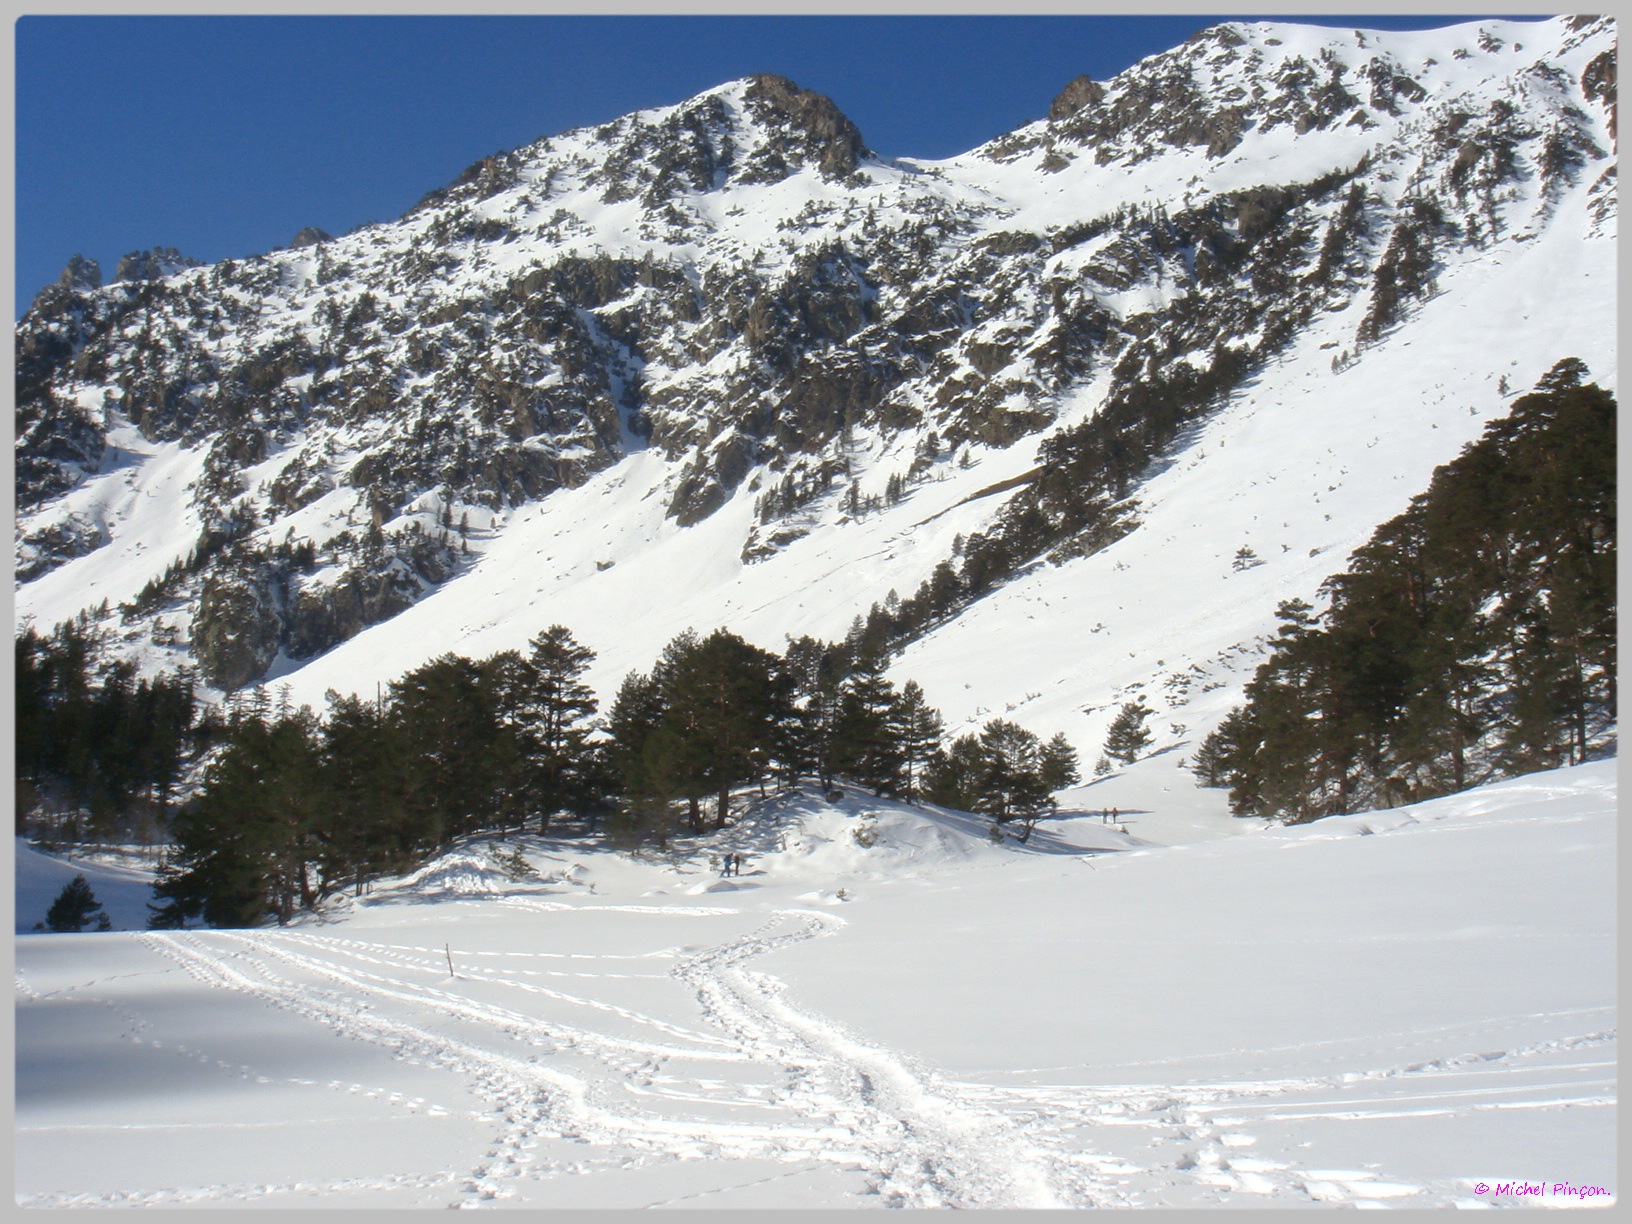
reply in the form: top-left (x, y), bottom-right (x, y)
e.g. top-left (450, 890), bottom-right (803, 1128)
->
top-left (742, 73), bottom-right (870, 180)
top-left (1048, 75), bottom-right (1104, 122)
top-left (57, 253), bottom-right (103, 292)
top-left (113, 246), bottom-right (202, 283)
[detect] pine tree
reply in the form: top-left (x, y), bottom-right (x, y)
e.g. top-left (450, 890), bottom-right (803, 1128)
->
top-left (974, 719), bottom-right (1052, 826)
top-left (45, 875), bottom-right (106, 932)
top-left (319, 691), bottom-right (415, 887)
top-left (389, 653), bottom-right (502, 847)
top-left (152, 705), bottom-right (326, 927)
top-left (518, 626), bottom-right (600, 834)
top-left (1196, 370), bottom-right (1615, 820)
top-left (1103, 701), bottom-right (1154, 765)
top-left (645, 629), bottom-right (785, 831)
top-left (923, 733), bottom-right (987, 812)
top-left (889, 680), bottom-right (944, 801)
top-left (1038, 732), bottom-right (1080, 794)
top-left (603, 669), bottom-right (673, 848)
top-left (922, 718), bottom-right (1069, 836)
top-left (832, 647), bottom-right (904, 795)
top-left (780, 635), bottom-right (844, 789)
top-left (476, 650), bottom-right (535, 835)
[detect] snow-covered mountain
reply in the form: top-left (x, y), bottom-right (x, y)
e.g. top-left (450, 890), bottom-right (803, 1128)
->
top-left (15, 16), bottom-right (1617, 774)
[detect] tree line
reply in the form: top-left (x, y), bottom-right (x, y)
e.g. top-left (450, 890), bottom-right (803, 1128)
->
top-left (16, 619), bottom-right (202, 844)
top-left (839, 341), bottom-right (1252, 661)
top-left (1194, 361), bottom-right (1615, 820)
top-left (143, 624), bottom-right (1078, 928)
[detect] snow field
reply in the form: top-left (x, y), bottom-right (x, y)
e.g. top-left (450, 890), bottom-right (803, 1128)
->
top-left (15, 760), bottom-right (1616, 1207)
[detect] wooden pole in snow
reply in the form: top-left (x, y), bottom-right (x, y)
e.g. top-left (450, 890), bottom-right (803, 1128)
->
top-left (445, 943), bottom-right (455, 978)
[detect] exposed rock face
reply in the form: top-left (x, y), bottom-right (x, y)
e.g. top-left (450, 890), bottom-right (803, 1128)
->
top-left (15, 390), bottom-right (106, 511)
top-left (113, 247), bottom-right (202, 283)
top-left (284, 564), bottom-right (422, 660)
top-left (290, 226), bottom-right (333, 248)
top-left (1049, 75), bottom-right (1105, 121)
top-left (741, 74), bottom-right (869, 181)
top-left (14, 18), bottom-right (1616, 689)
top-left (15, 514), bottom-right (102, 584)
top-left (57, 253), bottom-right (102, 292)
top-left (194, 566), bottom-right (285, 690)
top-left (27, 255), bottom-right (103, 317)
top-left (1582, 47), bottom-right (1616, 148)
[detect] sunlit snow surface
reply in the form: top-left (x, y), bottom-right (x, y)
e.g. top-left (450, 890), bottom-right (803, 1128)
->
top-left (15, 761), bottom-right (1615, 1208)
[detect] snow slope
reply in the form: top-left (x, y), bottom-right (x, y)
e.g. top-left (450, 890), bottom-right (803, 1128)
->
top-left (13, 840), bottom-right (162, 935)
top-left (898, 176), bottom-right (1618, 752)
top-left (15, 761), bottom-right (1615, 1208)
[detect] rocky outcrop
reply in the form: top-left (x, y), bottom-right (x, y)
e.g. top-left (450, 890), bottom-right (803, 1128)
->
top-left (194, 566), bottom-right (285, 690)
top-left (57, 253), bottom-right (102, 292)
top-left (1049, 75), bottom-right (1105, 121)
top-left (15, 514), bottom-right (103, 584)
top-left (741, 74), bottom-right (868, 181)
top-left (113, 247), bottom-right (201, 283)
top-left (285, 564), bottom-right (422, 661)
top-left (15, 389), bottom-right (106, 512)
top-left (1582, 48), bottom-right (1616, 148)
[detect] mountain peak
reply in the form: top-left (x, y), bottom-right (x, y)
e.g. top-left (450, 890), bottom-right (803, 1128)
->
top-left (1048, 75), bottom-right (1105, 122)
top-left (738, 73), bottom-right (869, 179)
top-left (113, 246), bottom-right (201, 284)
top-left (575, 72), bottom-right (872, 206)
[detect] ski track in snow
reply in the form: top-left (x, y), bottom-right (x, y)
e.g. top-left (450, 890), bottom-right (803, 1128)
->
top-left (19, 765), bottom-right (1616, 1207)
top-left (48, 912), bottom-right (1100, 1207)
top-left (25, 905), bottom-right (1600, 1208)
top-left (21, 910), bottom-right (1122, 1207)
top-left (949, 1021), bottom-right (1617, 1206)
top-left (668, 908), bottom-right (1092, 1207)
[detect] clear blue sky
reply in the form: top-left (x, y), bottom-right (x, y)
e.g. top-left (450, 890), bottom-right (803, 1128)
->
top-left (17, 14), bottom-right (1501, 316)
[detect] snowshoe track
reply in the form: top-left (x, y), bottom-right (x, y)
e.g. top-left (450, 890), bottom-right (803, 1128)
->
top-left (38, 920), bottom-right (1606, 1209)
top-left (117, 911), bottom-right (1111, 1207)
